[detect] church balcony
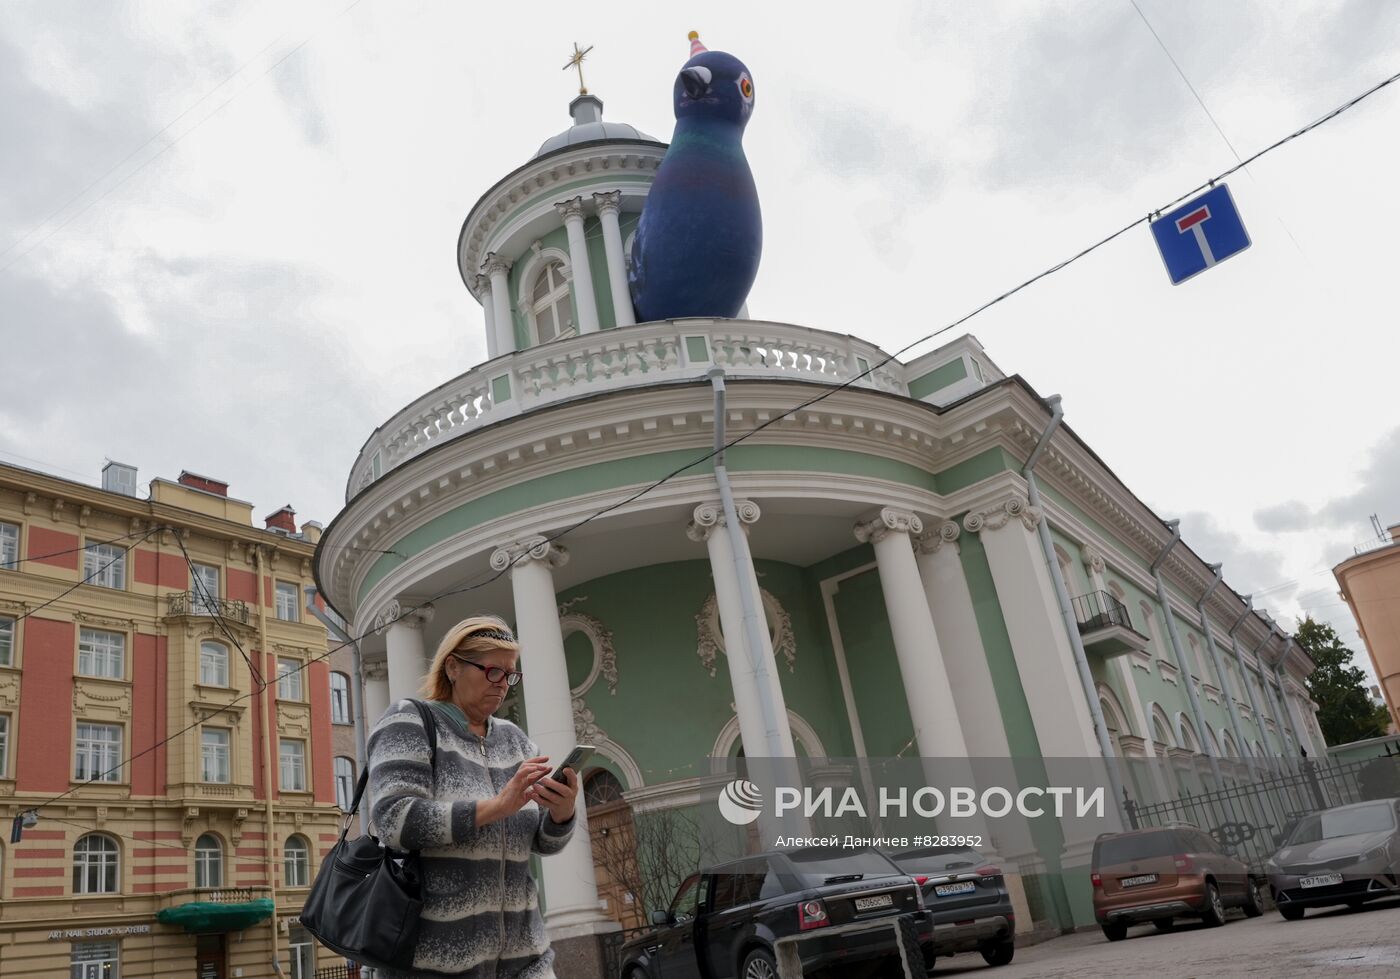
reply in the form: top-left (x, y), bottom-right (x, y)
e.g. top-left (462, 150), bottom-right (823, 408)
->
top-left (346, 318), bottom-right (907, 500)
top-left (1072, 590), bottom-right (1151, 658)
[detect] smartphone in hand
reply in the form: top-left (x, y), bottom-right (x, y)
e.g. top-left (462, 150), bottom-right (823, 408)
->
top-left (548, 744), bottom-right (595, 783)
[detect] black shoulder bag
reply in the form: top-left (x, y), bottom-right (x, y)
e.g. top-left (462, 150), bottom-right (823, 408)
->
top-left (299, 699), bottom-right (438, 971)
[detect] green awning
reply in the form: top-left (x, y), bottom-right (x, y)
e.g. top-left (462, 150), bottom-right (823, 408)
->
top-left (156, 898), bottom-right (275, 934)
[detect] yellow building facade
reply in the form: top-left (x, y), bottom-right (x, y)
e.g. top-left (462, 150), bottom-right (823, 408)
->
top-left (0, 462), bottom-right (342, 978)
top-left (1336, 519), bottom-right (1400, 734)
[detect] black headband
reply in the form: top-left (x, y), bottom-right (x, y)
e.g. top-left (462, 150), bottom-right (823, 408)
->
top-left (467, 627), bottom-right (516, 644)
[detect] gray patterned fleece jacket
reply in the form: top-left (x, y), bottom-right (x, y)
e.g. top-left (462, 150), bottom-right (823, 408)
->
top-left (367, 699), bottom-right (575, 978)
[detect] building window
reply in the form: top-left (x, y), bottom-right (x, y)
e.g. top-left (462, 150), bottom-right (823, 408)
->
top-left (283, 835), bottom-right (310, 887)
top-left (194, 833), bottom-right (223, 889)
top-left (0, 615), bottom-right (13, 667)
top-left (78, 628), bottom-right (125, 680)
top-left (73, 834), bottom-right (119, 894)
top-left (288, 923), bottom-right (315, 978)
top-left (276, 658), bottom-right (303, 701)
top-left (280, 739), bottom-right (306, 792)
top-left (0, 521), bottom-right (17, 569)
top-left (330, 672), bottom-right (351, 724)
top-left (70, 940), bottom-right (120, 979)
top-left (201, 728), bottom-right (231, 784)
top-left (529, 261), bottom-right (574, 343)
top-left (275, 581), bottom-right (299, 622)
top-left (334, 756), bottom-right (355, 811)
top-left (0, 714), bottom-right (9, 777)
top-left (199, 641), bottom-right (230, 687)
top-left (190, 562), bottom-right (219, 614)
top-left (74, 723), bottom-right (122, 783)
top-left (83, 542), bottom-right (126, 590)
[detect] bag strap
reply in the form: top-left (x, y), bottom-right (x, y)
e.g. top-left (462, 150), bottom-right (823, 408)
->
top-left (408, 698), bottom-right (439, 775)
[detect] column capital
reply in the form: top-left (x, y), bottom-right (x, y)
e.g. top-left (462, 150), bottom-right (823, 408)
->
top-left (474, 273), bottom-right (491, 295)
top-left (1080, 543), bottom-right (1106, 575)
top-left (482, 252), bottom-right (512, 278)
top-left (362, 661), bottom-right (389, 682)
top-left (853, 507), bottom-right (922, 545)
top-left (491, 535), bottom-right (570, 572)
top-left (373, 599), bottom-right (435, 636)
top-left (914, 520), bottom-right (961, 556)
top-left (962, 495), bottom-right (1042, 535)
top-left (554, 195), bottom-right (587, 222)
top-left (591, 190), bottom-right (622, 216)
top-left (686, 500), bottom-right (760, 542)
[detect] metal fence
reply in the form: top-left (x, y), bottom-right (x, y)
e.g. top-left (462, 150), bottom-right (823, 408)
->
top-left (313, 966), bottom-right (359, 979)
top-left (1071, 590), bottom-right (1132, 632)
top-left (1121, 750), bottom-right (1400, 871)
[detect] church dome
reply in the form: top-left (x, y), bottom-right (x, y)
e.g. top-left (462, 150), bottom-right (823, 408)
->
top-left (533, 94), bottom-right (658, 158)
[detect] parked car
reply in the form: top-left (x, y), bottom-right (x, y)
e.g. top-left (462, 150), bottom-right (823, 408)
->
top-left (1266, 797), bottom-right (1400, 919)
top-left (887, 844), bottom-right (1015, 968)
top-left (1091, 824), bottom-right (1263, 941)
top-left (618, 846), bottom-right (928, 979)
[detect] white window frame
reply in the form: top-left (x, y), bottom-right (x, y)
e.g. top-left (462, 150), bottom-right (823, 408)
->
top-left (528, 261), bottom-right (575, 344)
top-left (83, 541), bottom-right (126, 590)
top-left (0, 713), bottom-right (9, 778)
top-left (0, 521), bottom-right (17, 570)
top-left (70, 939), bottom-right (120, 979)
top-left (201, 727), bottom-right (231, 784)
top-left (72, 834), bottom-right (119, 894)
top-left (279, 739), bottom-right (306, 792)
top-left (74, 722), bottom-right (122, 783)
top-left (0, 615), bottom-right (13, 667)
top-left (194, 833), bottom-right (223, 889)
top-left (275, 581), bottom-right (299, 622)
top-left (330, 672), bottom-right (350, 724)
top-left (288, 923), bottom-right (315, 978)
top-left (334, 756), bottom-right (354, 810)
top-left (283, 836), bottom-right (310, 887)
top-left (190, 562), bottom-right (220, 614)
top-left (199, 641), bottom-right (230, 687)
top-left (78, 628), bottom-right (125, 680)
top-left (276, 658), bottom-right (303, 701)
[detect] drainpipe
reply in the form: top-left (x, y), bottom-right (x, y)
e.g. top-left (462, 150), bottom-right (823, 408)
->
top-left (1272, 639), bottom-right (1310, 758)
top-left (1020, 396), bottom-right (1128, 813)
top-left (254, 546), bottom-right (283, 973)
top-left (1197, 566), bottom-right (1257, 783)
top-left (307, 588), bottom-right (370, 836)
top-left (1254, 626), bottom-right (1297, 767)
top-left (1227, 598), bottom-right (1275, 759)
top-left (1149, 523), bottom-right (1224, 786)
top-left (708, 369), bottom-right (786, 757)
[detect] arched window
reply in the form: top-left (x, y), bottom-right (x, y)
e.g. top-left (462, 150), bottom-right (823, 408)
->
top-left (73, 834), bottom-right (119, 894)
top-left (584, 769), bottom-right (625, 808)
top-left (200, 641), bottom-right (230, 687)
top-left (284, 835), bottom-right (310, 887)
top-left (334, 757), bottom-right (355, 811)
top-left (1187, 635), bottom-right (1210, 684)
top-left (528, 261), bottom-right (574, 343)
top-left (1140, 601), bottom-right (1165, 659)
top-left (195, 833), bottom-right (223, 888)
top-left (330, 672), bottom-right (351, 725)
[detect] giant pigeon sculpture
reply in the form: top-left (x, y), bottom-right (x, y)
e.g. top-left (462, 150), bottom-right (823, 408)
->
top-left (628, 32), bottom-right (761, 322)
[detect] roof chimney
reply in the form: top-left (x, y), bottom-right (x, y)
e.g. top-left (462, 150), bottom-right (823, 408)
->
top-left (264, 505), bottom-right (296, 534)
top-left (178, 471), bottom-right (228, 497)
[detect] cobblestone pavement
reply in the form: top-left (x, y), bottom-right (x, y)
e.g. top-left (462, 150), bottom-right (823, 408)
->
top-left (930, 898), bottom-right (1400, 978)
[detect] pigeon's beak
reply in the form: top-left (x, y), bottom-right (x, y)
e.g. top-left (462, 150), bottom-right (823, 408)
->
top-left (680, 66), bottom-right (712, 99)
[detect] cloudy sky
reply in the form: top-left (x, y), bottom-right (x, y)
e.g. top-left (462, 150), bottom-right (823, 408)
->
top-left (3, 1), bottom-right (1397, 676)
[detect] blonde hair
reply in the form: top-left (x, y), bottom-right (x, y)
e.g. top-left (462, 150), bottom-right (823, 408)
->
top-left (422, 614), bottom-right (520, 701)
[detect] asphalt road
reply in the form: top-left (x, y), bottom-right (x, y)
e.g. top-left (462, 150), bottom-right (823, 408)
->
top-left (929, 897), bottom-right (1400, 978)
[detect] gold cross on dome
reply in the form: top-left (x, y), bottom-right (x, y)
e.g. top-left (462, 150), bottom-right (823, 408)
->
top-left (563, 42), bottom-right (594, 95)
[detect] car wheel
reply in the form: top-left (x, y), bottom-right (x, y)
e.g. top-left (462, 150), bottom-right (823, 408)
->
top-left (741, 947), bottom-right (778, 979)
top-left (1279, 903), bottom-right (1305, 921)
top-left (1153, 918), bottom-right (1175, 932)
top-left (1241, 878), bottom-right (1264, 918)
top-left (1200, 882), bottom-right (1226, 927)
top-left (980, 938), bottom-right (1014, 966)
top-left (1101, 922), bottom-right (1128, 942)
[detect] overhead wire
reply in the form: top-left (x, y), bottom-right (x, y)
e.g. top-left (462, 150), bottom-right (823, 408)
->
top-left (0, 529), bottom-right (146, 567)
top-left (7, 526), bottom-right (161, 624)
top-left (171, 531), bottom-right (267, 689)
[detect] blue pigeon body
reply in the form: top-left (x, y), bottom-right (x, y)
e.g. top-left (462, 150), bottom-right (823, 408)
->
top-left (628, 48), bottom-right (762, 322)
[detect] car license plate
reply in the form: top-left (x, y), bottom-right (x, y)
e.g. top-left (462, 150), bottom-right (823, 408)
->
top-left (854, 894), bottom-right (894, 912)
top-left (934, 881), bottom-right (977, 897)
top-left (1300, 873), bottom-right (1343, 889)
top-left (1120, 874), bottom-right (1158, 888)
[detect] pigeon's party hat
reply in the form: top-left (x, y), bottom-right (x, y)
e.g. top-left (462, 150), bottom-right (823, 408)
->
top-left (688, 31), bottom-right (707, 57)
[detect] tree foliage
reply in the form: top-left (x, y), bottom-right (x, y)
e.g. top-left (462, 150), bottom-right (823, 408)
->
top-left (1296, 617), bottom-right (1391, 746)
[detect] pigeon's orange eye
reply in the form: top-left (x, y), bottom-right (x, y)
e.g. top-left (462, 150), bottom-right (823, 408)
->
top-left (739, 75), bottom-right (754, 100)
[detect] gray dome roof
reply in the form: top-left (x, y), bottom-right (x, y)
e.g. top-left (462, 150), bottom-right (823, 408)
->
top-left (533, 94), bottom-right (657, 159)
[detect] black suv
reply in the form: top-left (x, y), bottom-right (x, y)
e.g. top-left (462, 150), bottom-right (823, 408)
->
top-left (618, 847), bottom-right (928, 979)
top-left (888, 845), bottom-right (1015, 968)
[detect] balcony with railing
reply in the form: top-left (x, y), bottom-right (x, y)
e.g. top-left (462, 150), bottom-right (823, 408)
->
top-left (166, 590), bottom-right (251, 625)
top-left (1071, 590), bottom-right (1150, 658)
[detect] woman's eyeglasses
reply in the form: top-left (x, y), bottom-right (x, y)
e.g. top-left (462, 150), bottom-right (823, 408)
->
top-left (453, 657), bottom-right (523, 687)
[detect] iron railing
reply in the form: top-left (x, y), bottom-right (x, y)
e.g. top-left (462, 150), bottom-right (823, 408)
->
top-left (1071, 590), bottom-right (1132, 633)
top-left (1121, 750), bottom-right (1400, 872)
top-left (166, 590), bottom-right (251, 624)
top-left (313, 966), bottom-right (360, 979)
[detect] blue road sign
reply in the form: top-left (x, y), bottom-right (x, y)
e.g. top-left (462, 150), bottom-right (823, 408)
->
top-left (1150, 183), bottom-right (1251, 285)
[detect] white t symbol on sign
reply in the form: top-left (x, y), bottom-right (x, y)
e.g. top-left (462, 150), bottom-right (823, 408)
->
top-left (1176, 205), bottom-right (1215, 266)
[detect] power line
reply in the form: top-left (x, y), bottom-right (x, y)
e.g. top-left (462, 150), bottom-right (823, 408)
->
top-left (171, 532), bottom-right (266, 689)
top-left (8, 527), bottom-right (160, 624)
top-left (0, 530), bottom-right (145, 567)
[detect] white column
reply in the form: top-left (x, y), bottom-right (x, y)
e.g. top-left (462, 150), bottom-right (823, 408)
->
top-left (490, 537), bottom-right (611, 936)
top-left (380, 600), bottom-right (434, 704)
top-left (592, 191), bottom-right (635, 327)
top-left (362, 661), bottom-right (391, 729)
top-left (555, 197), bottom-right (601, 334)
top-left (476, 274), bottom-right (498, 360)
top-left (483, 254), bottom-right (516, 355)
top-left (855, 508), bottom-right (968, 759)
top-left (688, 502), bottom-right (796, 759)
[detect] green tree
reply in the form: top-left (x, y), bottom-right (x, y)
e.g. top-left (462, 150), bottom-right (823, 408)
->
top-left (1296, 617), bottom-right (1391, 746)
